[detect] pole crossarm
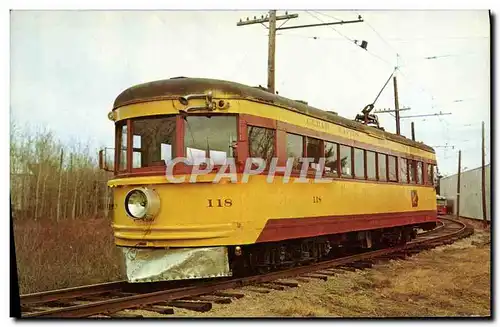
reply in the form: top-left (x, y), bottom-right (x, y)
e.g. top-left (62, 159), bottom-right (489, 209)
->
top-left (276, 19), bottom-right (363, 30)
top-left (373, 107), bottom-right (411, 113)
top-left (237, 13), bottom-right (299, 26)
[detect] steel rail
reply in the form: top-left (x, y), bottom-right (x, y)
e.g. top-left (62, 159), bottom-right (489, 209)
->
top-left (23, 217), bottom-right (470, 318)
top-left (20, 281), bottom-right (128, 305)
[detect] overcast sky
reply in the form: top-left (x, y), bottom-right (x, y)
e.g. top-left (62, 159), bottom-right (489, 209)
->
top-left (10, 10), bottom-right (490, 176)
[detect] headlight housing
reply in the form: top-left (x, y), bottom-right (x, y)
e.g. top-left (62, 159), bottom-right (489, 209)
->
top-left (124, 187), bottom-right (160, 220)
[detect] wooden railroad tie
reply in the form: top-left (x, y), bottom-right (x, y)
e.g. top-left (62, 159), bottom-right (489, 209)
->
top-left (271, 280), bottom-right (299, 288)
top-left (212, 291), bottom-right (245, 299)
top-left (165, 300), bottom-right (212, 312)
top-left (108, 311), bottom-right (144, 318)
top-left (302, 274), bottom-right (328, 281)
top-left (143, 305), bottom-right (175, 315)
top-left (256, 283), bottom-right (286, 291)
top-left (244, 288), bottom-right (271, 294)
top-left (292, 277), bottom-right (310, 284)
top-left (186, 295), bottom-right (232, 304)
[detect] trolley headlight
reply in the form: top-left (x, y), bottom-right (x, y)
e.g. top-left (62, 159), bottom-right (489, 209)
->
top-left (124, 188), bottom-right (160, 220)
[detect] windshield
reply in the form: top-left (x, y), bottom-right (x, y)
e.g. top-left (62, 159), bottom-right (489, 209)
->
top-left (184, 115), bottom-right (237, 165)
top-left (131, 116), bottom-right (176, 168)
top-left (115, 114), bottom-right (237, 172)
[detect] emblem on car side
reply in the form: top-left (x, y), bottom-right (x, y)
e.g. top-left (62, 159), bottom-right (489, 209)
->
top-left (411, 190), bottom-right (419, 207)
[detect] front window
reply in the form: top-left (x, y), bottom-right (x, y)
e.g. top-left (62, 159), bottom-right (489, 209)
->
top-left (184, 115), bottom-right (237, 165)
top-left (131, 116), bottom-right (176, 168)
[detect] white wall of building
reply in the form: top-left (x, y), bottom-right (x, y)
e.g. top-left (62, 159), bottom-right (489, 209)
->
top-left (440, 164), bottom-right (491, 221)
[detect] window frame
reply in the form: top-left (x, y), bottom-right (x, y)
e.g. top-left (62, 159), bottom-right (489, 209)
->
top-left (247, 124), bottom-right (276, 168)
top-left (366, 150), bottom-right (377, 180)
top-left (353, 147), bottom-right (366, 179)
top-left (324, 141), bottom-right (340, 178)
top-left (305, 136), bottom-right (323, 170)
top-left (387, 155), bottom-right (398, 182)
top-left (377, 153), bottom-right (388, 182)
top-left (130, 115), bottom-right (177, 169)
top-left (286, 132), bottom-right (305, 171)
top-left (416, 161), bottom-right (423, 184)
top-left (339, 144), bottom-right (353, 178)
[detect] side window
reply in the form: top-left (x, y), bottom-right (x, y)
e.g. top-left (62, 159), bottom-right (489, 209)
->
top-left (354, 148), bottom-right (365, 178)
top-left (388, 155), bottom-right (397, 182)
top-left (378, 153), bottom-right (387, 181)
top-left (366, 151), bottom-right (376, 180)
top-left (286, 133), bottom-right (304, 170)
top-left (409, 160), bottom-right (417, 183)
top-left (340, 145), bottom-right (352, 177)
top-left (306, 137), bottom-right (322, 169)
top-left (417, 161), bottom-right (423, 184)
top-left (118, 123), bottom-right (128, 171)
top-left (427, 163), bottom-right (434, 185)
top-left (324, 141), bottom-right (338, 176)
top-left (248, 126), bottom-right (275, 166)
top-left (400, 157), bottom-right (408, 183)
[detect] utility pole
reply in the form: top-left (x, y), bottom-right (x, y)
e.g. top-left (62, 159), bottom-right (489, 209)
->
top-left (393, 76), bottom-right (401, 135)
top-left (481, 121), bottom-right (487, 227)
top-left (267, 10), bottom-right (277, 93)
top-left (411, 122), bottom-right (415, 141)
top-left (456, 150), bottom-right (461, 220)
top-left (237, 11), bottom-right (298, 94)
top-left (237, 11), bottom-right (363, 94)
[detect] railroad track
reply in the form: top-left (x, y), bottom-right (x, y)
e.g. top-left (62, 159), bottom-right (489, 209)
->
top-left (20, 217), bottom-right (473, 318)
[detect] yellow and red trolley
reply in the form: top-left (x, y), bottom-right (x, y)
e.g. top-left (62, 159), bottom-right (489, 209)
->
top-left (102, 77), bottom-right (438, 282)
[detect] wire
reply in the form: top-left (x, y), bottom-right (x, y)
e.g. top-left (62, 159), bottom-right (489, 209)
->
top-left (305, 11), bottom-right (395, 67)
top-left (311, 10), bottom-right (344, 22)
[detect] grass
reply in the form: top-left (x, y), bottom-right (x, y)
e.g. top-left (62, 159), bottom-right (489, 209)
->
top-left (13, 218), bottom-right (125, 294)
top-left (171, 230), bottom-right (490, 318)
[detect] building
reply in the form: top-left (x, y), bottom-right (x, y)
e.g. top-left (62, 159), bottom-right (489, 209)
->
top-left (439, 164), bottom-right (491, 221)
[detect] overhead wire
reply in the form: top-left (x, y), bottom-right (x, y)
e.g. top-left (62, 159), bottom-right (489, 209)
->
top-left (301, 10), bottom-right (465, 146)
top-left (304, 10), bottom-right (395, 67)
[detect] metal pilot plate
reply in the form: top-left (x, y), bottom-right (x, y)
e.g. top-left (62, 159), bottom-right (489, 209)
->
top-left (122, 246), bottom-right (231, 283)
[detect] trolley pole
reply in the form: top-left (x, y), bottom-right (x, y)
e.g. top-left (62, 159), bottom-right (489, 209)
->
top-left (267, 10), bottom-right (277, 94)
top-left (393, 76), bottom-right (401, 135)
top-left (481, 121), bottom-right (487, 227)
top-left (456, 150), bottom-right (461, 219)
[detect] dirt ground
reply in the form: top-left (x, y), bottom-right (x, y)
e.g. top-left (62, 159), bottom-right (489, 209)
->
top-left (132, 229), bottom-right (490, 318)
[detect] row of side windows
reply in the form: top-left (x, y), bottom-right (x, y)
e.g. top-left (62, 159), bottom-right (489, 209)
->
top-left (247, 125), bottom-right (434, 185)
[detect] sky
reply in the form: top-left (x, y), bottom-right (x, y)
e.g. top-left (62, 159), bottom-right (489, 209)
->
top-left (10, 10), bottom-right (490, 176)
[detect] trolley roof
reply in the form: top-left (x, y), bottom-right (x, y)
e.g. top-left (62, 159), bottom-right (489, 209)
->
top-left (114, 77), bottom-right (435, 153)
